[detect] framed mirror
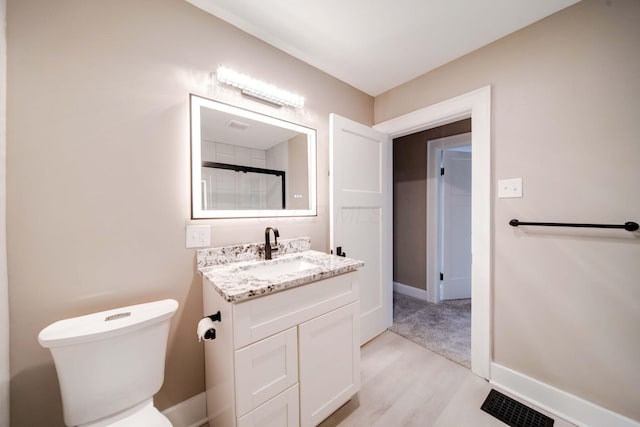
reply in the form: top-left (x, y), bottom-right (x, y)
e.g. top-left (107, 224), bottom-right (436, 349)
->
top-left (190, 95), bottom-right (317, 218)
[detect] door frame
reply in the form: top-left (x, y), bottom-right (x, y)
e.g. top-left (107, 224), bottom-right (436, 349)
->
top-left (374, 86), bottom-right (491, 379)
top-left (429, 133), bottom-right (472, 303)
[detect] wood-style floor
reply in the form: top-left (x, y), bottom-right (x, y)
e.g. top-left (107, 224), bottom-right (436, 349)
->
top-left (318, 331), bottom-right (574, 427)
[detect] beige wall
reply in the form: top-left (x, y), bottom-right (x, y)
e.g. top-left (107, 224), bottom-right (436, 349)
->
top-left (1, 0), bottom-right (9, 426)
top-left (6, 0), bottom-right (372, 425)
top-left (7, 0), bottom-right (640, 424)
top-left (378, 0), bottom-right (640, 420)
top-left (393, 120), bottom-right (470, 291)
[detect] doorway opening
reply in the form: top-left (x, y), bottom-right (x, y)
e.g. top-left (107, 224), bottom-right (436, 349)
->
top-left (390, 121), bottom-right (472, 368)
top-left (374, 85), bottom-right (492, 379)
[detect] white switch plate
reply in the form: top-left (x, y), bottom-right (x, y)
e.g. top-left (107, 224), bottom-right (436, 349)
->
top-left (498, 178), bottom-right (523, 198)
top-left (186, 225), bottom-right (211, 248)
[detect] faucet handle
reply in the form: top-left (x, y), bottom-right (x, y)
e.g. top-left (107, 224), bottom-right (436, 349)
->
top-left (269, 229), bottom-right (279, 254)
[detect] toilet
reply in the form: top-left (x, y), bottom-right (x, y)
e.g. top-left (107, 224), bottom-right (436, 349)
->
top-left (38, 299), bottom-right (179, 427)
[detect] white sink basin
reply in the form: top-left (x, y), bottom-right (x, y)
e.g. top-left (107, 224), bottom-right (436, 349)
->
top-left (242, 258), bottom-right (320, 280)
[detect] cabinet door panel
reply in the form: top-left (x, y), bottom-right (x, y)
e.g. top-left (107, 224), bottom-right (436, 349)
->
top-left (299, 302), bottom-right (360, 427)
top-left (235, 327), bottom-right (298, 416)
top-left (237, 385), bottom-right (299, 427)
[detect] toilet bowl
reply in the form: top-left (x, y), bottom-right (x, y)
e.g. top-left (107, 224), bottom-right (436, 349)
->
top-left (38, 299), bottom-right (178, 427)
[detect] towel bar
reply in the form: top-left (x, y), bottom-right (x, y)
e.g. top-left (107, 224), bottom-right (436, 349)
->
top-left (509, 219), bottom-right (638, 232)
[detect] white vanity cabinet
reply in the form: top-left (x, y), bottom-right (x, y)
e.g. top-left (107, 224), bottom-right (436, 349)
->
top-left (202, 271), bottom-right (360, 427)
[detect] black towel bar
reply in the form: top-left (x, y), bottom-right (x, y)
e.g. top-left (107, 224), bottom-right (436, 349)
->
top-left (509, 219), bottom-right (639, 232)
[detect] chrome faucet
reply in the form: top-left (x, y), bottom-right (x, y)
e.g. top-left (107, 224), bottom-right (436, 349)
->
top-left (264, 227), bottom-right (279, 260)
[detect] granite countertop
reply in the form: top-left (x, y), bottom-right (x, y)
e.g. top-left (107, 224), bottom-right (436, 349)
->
top-left (197, 238), bottom-right (364, 303)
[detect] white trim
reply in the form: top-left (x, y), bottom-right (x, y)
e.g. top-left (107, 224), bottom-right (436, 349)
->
top-left (374, 85), bottom-right (492, 380)
top-left (393, 281), bottom-right (428, 301)
top-left (491, 363), bottom-right (640, 427)
top-left (161, 392), bottom-right (208, 427)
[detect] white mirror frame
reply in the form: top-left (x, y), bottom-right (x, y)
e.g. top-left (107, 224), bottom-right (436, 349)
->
top-left (190, 95), bottom-right (317, 219)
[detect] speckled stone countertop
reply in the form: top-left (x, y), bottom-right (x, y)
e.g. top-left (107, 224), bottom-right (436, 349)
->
top-left (197, 238), bottom-right (364, 303)
top-left (196, 237), bottom-right (312, 269)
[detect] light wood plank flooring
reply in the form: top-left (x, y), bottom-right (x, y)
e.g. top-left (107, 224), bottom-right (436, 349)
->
top-left (318, 331), bottom-right (574, 427)
top-left (200, 331), bottom-right (574, 427)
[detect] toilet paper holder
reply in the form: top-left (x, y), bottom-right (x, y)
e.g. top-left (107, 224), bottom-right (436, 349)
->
top-left (205, 311), bottom-right (221, 323)
top-left (200, 311), bottom-right (221, 341)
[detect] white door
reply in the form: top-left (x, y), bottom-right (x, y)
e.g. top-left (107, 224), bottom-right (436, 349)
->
top-left (330, 114), bottom-right (392, 345)
top-left (440, 149), bottom-right (472, 300)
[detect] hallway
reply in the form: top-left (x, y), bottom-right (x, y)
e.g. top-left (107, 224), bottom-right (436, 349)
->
top-left (391, 292), bottom-right (471, 368)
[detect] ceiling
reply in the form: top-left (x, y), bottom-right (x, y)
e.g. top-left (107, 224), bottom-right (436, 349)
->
top-left (200, 104), bottom-right (301, 150)
top-left (186, 0), bottom-right (581, 97)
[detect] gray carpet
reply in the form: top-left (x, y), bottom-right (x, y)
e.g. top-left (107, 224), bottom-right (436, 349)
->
top-left (390, 292), bottom-right (471, 368)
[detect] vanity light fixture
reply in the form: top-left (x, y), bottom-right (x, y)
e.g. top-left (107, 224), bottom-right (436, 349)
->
top-left (215, 66), bottom-right (305, 109)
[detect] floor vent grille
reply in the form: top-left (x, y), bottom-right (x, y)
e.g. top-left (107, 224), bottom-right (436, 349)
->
top-left (481, 389), bottom-right (554, 427)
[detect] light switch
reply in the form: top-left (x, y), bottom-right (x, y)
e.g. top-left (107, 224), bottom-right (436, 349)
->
top-left (186, 225), bottom-right (211, 248)
top-left (497, 178), bottom-right (523, 198)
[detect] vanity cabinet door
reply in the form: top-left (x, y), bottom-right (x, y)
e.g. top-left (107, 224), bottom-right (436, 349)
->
top-left (237, 384), bottom-right (299, 427)
top-left (235, 327), bottom-right (298, 417)
top-left (298, 302), bottom-right (360, 427)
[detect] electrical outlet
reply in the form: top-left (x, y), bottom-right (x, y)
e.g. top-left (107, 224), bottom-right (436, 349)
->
top-left (186, 225), bottom-right (211, 248)
top-left (497, 178), bottom-right (523, 198)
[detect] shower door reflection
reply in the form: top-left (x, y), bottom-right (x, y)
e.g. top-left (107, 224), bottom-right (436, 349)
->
top-left (201, 163), bottom-right (285, 210)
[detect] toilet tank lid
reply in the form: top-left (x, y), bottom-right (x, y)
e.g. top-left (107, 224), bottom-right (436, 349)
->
top-left (38, 299), bottom-right (179, 348)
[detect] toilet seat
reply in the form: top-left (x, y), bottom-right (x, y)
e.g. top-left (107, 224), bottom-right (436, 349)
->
top-left (80, 399), bottom-right (172, 427)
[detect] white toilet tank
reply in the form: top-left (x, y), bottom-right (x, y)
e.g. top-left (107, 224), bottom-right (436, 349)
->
top-left (38, 299), bottom-right (179, 427)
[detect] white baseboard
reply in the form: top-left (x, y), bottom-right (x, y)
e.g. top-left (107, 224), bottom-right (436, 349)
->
top-left (393, 281), bottom-right (429, 300)
top-left (162, 392), bottom-right (207, 427)
top-left (491, 363), bottom-right (640, 427)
